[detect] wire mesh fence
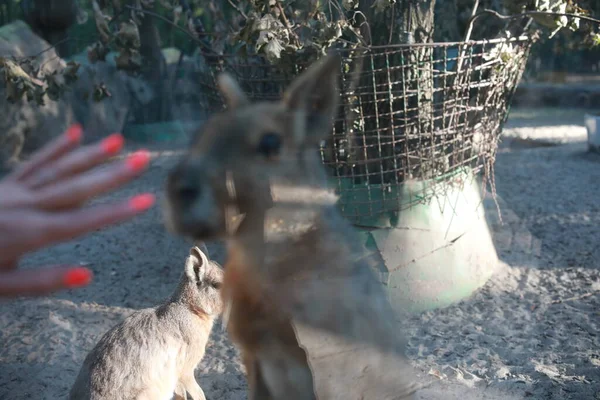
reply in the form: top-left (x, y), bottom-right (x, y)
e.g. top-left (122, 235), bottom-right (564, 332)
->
top-left (4, 20), bottom-right (531, 224)
top-left (196, 37), bottom-right (534, 225)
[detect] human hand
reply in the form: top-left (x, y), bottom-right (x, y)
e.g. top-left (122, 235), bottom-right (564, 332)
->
top-left (0, 124), bottom-right (155, 298)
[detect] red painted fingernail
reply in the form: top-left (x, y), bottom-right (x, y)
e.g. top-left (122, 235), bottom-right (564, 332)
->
top-left (126, 150), bottom-right (150, 172)
top-left (66, 124), bottom-right (83, 143)
top-left (129, 193), bottom-right (155, 212)
top-left (63, 267), bottom-right (93, 288)
top-left (101, 133), bottom-right (124, 155)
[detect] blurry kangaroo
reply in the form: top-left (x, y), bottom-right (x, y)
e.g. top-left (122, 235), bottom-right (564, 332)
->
top-left (69, 246), bottom-right (223, 400)
top-left (164, 53), bottom-right (419, 399)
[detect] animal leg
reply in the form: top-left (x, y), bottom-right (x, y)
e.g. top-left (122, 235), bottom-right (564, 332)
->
top-left (259, 321), bottom-right (317, 400)
top-left (259, 346), bottom-right (317, 400)
top-left (179, 374), bottom-right (206, 400)
top-left (245, 354), bottom-right (273, 400)
top-left (174, 382), bottom-right (187, 400)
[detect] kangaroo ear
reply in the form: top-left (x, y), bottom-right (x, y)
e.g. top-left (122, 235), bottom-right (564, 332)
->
top-left (217, 73), bottom-right (249, 109)
top-left (282, 53), bottom-right (341, 146)
top-left (185, 246), bottom-right (208, 283)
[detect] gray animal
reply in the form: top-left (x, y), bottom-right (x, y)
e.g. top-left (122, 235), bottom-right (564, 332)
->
top-left (69, 246), bottom-right (223, 400)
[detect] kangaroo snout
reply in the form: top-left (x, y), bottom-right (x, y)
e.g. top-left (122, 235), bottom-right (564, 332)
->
top-left (170, 171), bottom-right (202, 208)
top-left (165, 162), bottom-right (224, 240)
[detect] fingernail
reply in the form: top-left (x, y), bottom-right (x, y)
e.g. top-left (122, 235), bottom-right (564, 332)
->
top-left (63, 267), bottom-right (93, 288)
top-left (129, 193), bottom-right (155, 212)
top-left (66, 124), bottom-right (83, 144)
top-left (126, 150), bottom-right (150, 172)
top-left (101, 133), bottom-right (124, 155)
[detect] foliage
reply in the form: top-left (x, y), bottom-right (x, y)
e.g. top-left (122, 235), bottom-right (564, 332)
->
top-left (0, 0), bottom-right (598, 106)
top-left (87, 1), bottom-right (143, 71)
top-left (504, 0), bottom-right (586, 36)
top-left (228, 1), bottom-right (367, 63)
top-left (521, 1), bottom-right (590, 32)
top-left (0, 56), bottom-right (80, 105)
top-left (73, 0), bottom-right (600, 82)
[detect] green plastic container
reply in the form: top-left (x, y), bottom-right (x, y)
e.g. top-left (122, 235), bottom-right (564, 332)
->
top-left (338, 167), bottom-right (499, 313)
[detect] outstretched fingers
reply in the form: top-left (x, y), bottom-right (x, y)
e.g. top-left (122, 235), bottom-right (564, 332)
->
top-left (0, 193), bottom-right (155, 270)
top-left (35, 150), bottom-right (151, 210)
top-left (27, 133), bottom-right (125, 189)
top-left (0, 265), bottom-right (92, 298)
top-left (41, 193), bottom-right (156, 246)
top-left (9, 124), bottom-right (83, 182)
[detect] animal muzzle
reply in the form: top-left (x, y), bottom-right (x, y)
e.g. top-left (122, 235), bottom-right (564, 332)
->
top-left (165, 164), bottom-right (226, 240)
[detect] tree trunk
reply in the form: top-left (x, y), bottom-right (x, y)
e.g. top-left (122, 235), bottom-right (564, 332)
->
top-left (402, 0), bottom-right (436, 143)
top-left (399, 0), bottom-right (436, 43)
top-left (136, 10), bottom-right (174, 123)
top-left (435, 0), bottom-right (461, 42)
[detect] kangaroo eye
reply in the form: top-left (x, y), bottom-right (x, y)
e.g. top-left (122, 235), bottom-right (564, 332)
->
top-left (257, 132), bottom-right (282, 158)
top-left (211, 281), bottom-right (222, 290)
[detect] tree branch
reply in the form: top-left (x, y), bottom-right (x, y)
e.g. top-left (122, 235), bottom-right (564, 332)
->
top-left (466, 9), bottom-right (600, 38)
top-left (275, 0), bottom-right (300, 47)
top-left (226, 0), bottom-right (247, 20)
top-left (123, 4), bottom-right (216, 53)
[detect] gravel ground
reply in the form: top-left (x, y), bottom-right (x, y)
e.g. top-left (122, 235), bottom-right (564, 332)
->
top-left (1, 107), bottom-right (599, 400)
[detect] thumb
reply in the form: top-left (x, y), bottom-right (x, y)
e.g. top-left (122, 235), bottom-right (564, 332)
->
top-left (0, 266), bottom-right (93, 298)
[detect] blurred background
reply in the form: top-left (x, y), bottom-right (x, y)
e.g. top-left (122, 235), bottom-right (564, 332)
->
top-left (1, 1), bottom-right (600, 400)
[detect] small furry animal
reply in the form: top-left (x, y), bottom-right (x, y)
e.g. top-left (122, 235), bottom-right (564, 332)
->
top-left (69, 245), bottom-right (223, 400)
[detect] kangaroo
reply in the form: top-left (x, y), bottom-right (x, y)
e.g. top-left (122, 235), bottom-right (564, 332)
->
top-left (69, 246), bottom-right (223, 400)
top-left (164, 53), bottom-right (419, 399)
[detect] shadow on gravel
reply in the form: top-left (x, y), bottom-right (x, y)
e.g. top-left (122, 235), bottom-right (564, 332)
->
top-left (485, 142), bottom-right (600, 271)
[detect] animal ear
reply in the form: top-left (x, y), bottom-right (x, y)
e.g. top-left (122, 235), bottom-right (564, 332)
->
top-left (195, 241), bottom-right (210, 259)
top-left (217, 73), bottom-right (249, 109)
top-left (185, 246), bottom-right (209, 283)
top-left (282, 53), bottom-right (341, 146)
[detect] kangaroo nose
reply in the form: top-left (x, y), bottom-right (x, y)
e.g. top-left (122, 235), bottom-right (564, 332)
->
top-left (175, 180), bottom-right (201, 205)
top-left (168, 163), bottom-right (203, 206)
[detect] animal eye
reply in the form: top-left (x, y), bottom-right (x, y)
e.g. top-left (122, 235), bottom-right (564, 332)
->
top-left (211, 282), bottom-right (222, 290)
top-left (257, 132), bottom-right (282, 157)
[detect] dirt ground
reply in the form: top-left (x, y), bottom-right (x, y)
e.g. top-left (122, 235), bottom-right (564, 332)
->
top-left (1, 108), bottom-right (599, 400)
